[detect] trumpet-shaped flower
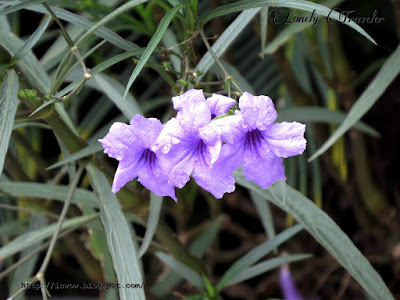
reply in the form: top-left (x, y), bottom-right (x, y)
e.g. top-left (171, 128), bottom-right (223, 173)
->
top-left (99, 115), bottom-right (176, 200)
top-left (212, 92), bottom-right (307, 189)
top-left (152, 90), bottom-right (236, 198)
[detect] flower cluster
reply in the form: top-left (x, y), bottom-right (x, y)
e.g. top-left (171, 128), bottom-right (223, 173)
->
top-left (99, 89), bottom-right (307, 201)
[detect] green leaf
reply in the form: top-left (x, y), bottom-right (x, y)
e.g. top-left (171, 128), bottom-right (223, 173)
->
top-left (309, 44), bottom-right (400, 161)
top-left (9, 215), bottom-right (48, 300)
top-left (156, 252), bottom-right (206, 290)
top-left (11, 15), bottom-right (51, 63)
top-left (46, 143), bottom-right (102, 170)
top-left (0, 181), bottom-right (99, 207)
top-left (27, 5), bottom-right (139, 51)
top-left (201, 0), bottom-right (376, 45)
top-left (0, 0), bottom-right (48, 15)
top-left (216, 224), bottom-right (302, 290)
top-left (250, 190), bottom-right (275, 239)
top-left (28, 99), bottom-right (57, 117)
top-left (190, 215), bottom-right (224, 258)
top-left (227, 254), bottom-right (311, 286)
top-left (76, 0), bottom-right (147, 47)
top-left (0, 29), bottom-right (50, 94)
top-left (124, 4), bottom-right (185, 98)
top-left (0, 69), bottom-right (19, 177)
top-left (234, 171), bottom-right (395, 300)
top-left (86, 164), bottom-right (145, 300)
top-left (260, 7), bottom-right (269, 57)
top-left (196, 8), bottom-right (261, 82)
top-left (94, 73), bottom-right (143, 119)
top-left (276, 106), bottom-right (379, 137)
top-left (263, 0), bottom-right (344, 54)
top-left (138, 192), bottom-right (163, 258)
top-left (0, 214), bottom-right (98, 259)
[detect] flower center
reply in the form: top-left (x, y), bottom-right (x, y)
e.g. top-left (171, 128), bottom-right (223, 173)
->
top-left (140, 149), bottom-right (157, 169)
top-left (195, 139), bottom-right (208, 164)
top-left (244, 129), bottom-right (264, 153)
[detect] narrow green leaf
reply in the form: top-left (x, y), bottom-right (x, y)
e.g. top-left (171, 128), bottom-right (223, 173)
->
top-left (190, 215), bottom-right (224, 258)
top-left (276, 106), bottom-right (379, 136)
top-left (13, 121), bottom-right (51, 130)
top-left (28, 99), bottom-right (57, 117)
top-left (0, 29), bottom-right (50, 94)
top-left (86, 164), bottom-right (145, 300)
top-left (228, 254), bottom-right (311, 286)
top-left (217, 224), bottom-right (303, 290)
top-left (0, 69), bottom-right (19, 177)
top-left (0, 0), bottom-right (48, 15)
top-left (0, 214), bottom-right (98, 259)
top-left (27, 5), bottom-right (139, 51)
top-left (12, 15), bottom-right (51, 63)
top-left (196, 8), bottom-right (260, 81)
top-left (151, 216), bottom-right (223, 297)
top-left (76, 0), bottom-right (147, 47)
top-left (162, 28), bottom-right (182, 72)
top-left (124, 5), bottom-right (185, 98)
top-left (250, 190), bottom-right (275, 240)
top-left (156, 252), bottom-right (206, 290)
top-left (89, 48), bottom-right (145, 76)
top-left (0, 181), bottom-right (99, 207)
top-left (309, 44), bottom-right (400, 161)
top-left (138, 193), bottom-right (163, 258)
top-left (263, 0), bottom-right (344, 54)
top-left (94, 73), bottom-right (143, 119)
top-left (46, 143), bottom-right (102, 170)
top-left (260, 7), bottom-right (269, 57)
top-left (234, 171), bottom-right (395, 300)
top-left (201, 0), bottom-right (376, 45)
top-left (9, 215), bottom-right (48, 300)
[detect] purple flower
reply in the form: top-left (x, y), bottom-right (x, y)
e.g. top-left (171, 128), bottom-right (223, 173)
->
top-left (212, 92), bottom-right (306, 189)
top-left (99, 115), bottom-right (177, 200)
top-left (279, 264), bottom-right (304, 300)
top-left (151, 90), bottom-right (236, 198)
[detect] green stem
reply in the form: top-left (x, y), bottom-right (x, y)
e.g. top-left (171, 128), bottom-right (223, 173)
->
top-left (198, 26), bottom-right (243, 94)
top-left (36, 164), bottom-right (85, 278)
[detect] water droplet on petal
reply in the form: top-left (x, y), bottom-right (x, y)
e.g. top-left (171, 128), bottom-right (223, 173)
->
top-left (242, 122), bottom-right (248, 129)
top-left (252, 107), bottom-right (258, 112)
top-left (151, 145), bottom-right (158, 152)
top-left (162, 145), bottom-right (169, 153)
top-left (171, 137), bottom-right (180, 144)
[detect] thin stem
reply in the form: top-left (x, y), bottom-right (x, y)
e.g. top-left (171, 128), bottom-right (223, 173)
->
top-left (198, 26), bottom-right (243, 94)
top-left (36, 164), bottom-right (86, 277)
top-left (43, 3), bottom-right (91, 83)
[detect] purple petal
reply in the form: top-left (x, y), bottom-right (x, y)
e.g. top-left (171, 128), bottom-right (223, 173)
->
top-left (279, 264), bottom-right (304, 300)
top-left (129, 115), bottom-right (163, 148)
top-left (151, 118), bottom-right (185, 154)
top-left (112, 153), bottom-right (142, 193)
top-left (198, 124), bottom-right (221, 164)
top-left (211, 114), bottom-right (246, 144)
top-left (263, 122), bottom-right (307, 158)
top-left (157, 141), bottom-right (195, 188)
top-left (172, 89), bottom-right (206, 110)
top-left (242, 133), bottom-right (285, 188)
top-left (176, 99), bottom-right (211, 135)
top-left (206, 94), bottom-right (236, 117)
top-left (193, 143), bottom-right (242, 198)
top-left (98, 122), bottom-right (142, 161)
top-left (239, 92), bottom-right (277, 130)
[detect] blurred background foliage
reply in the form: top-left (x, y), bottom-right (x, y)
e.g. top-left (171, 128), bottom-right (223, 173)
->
top-left (0, 0), bottom-right (399, 299)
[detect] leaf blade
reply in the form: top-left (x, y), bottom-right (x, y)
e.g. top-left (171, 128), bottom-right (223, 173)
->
top-left (124, 5), bottom-right (185, 98)
top-left (234, 171), bottom-right (395, 300)
top-left (309, 44), bottom-right (400, 161)
top-left (0, 69), bottom-right (19, 177)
